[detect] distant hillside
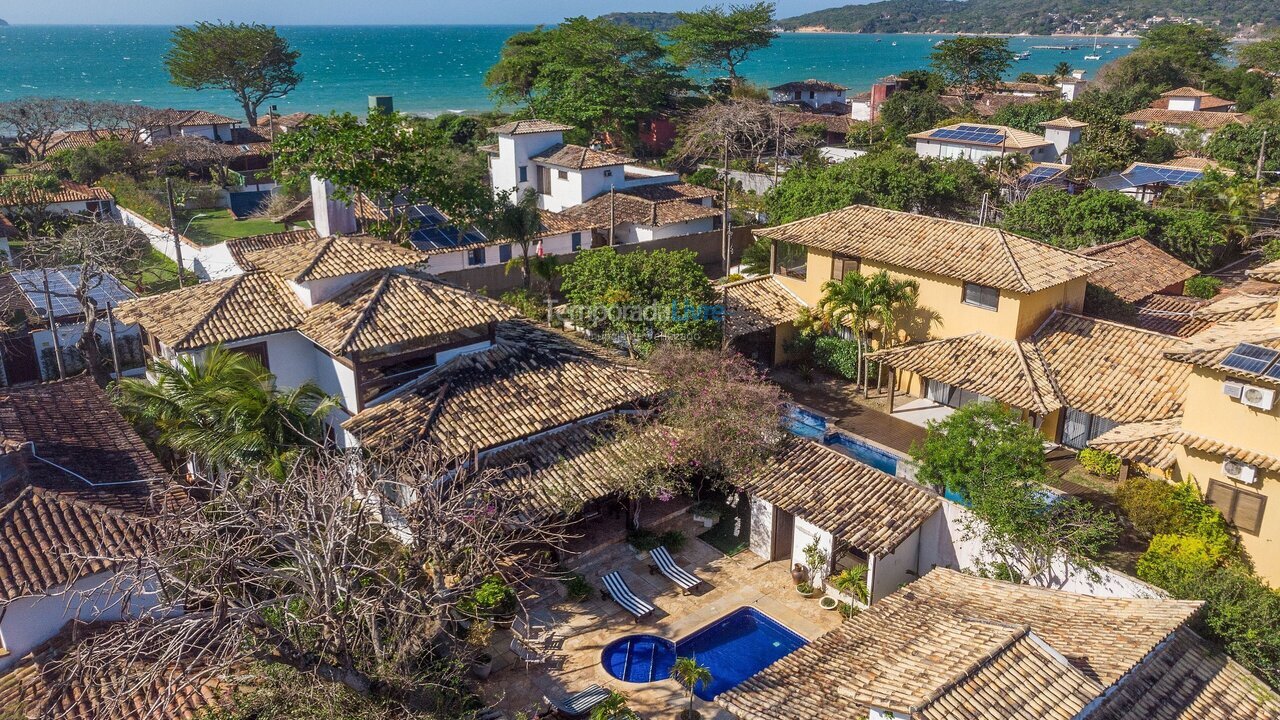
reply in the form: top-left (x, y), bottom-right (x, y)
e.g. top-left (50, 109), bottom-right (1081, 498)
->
top-left (779, 0), bottom-right (1280, 35)
top-left (0, 19), bottom-right (9, 26)
top-left (598, 11), bottom-right (683, 32)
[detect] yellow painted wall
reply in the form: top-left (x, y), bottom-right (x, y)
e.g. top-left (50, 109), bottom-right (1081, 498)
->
top-left (773, 246), bottom-right (1087, 343)
top-left (1174, 446), bottom-right (1280, 584)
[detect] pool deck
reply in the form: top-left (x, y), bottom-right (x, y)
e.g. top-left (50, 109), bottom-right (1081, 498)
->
top-left (481, 511), bottom-right (843, 718)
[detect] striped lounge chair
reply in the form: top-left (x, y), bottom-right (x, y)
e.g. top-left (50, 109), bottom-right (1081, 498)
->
top-left (544, 683), bottom-right (610, 718)
top-left (601, 571), bottom-right (654, 621)
top-left (651, 545), bottom-right (703, 593)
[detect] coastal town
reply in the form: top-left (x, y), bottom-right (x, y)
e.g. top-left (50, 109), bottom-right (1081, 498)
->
top-left (2, 4), bottom-right (1280, 719)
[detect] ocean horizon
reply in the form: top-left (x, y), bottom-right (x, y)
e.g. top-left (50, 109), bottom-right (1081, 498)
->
top-left (0, 24), bottom-right (1133, 118)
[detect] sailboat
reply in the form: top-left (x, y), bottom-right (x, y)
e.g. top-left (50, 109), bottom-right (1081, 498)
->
top-left (1084, 34), bottom-right (1101, 60)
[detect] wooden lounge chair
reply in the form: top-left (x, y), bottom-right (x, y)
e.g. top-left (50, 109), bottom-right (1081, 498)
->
top-left (650, 545), bottom-right (703, 593)
top-left (601, 571), bottom-right (655, 621)
top-left (514, 614), bottom-right (556, 649)
top-left (510, 637), bottom-right (550, 670)
top-left (543, 683), bottom-right (610, 718)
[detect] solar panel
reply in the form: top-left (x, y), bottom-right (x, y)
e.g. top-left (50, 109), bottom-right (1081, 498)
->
top-left (1022, 166), bottom-right (1064, 186)
top-left (1127, 164), bottom-right (1203, 187)
top-left (404, 205), bottom-right (489, 252)
top-left (931, 126), bottom-right (1005, 145)
top-left (1222, 343), bottom-right (1280, 375)
top-left (1265, 360), bottom-right (1280, 382)
top-left (12, 267), bottom-right (136, 319)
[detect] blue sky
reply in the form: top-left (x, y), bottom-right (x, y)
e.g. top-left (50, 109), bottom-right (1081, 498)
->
top-left (1, 0), bottom-right (859, 25)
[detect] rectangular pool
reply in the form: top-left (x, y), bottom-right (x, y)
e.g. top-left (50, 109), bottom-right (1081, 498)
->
top-left (674, 607), bottom-right (807, 700)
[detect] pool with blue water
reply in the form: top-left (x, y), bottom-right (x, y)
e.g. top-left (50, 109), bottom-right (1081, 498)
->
top-left (600, 607), bottom-right (806, 700)
top-left (783, 405), bottom-right (900, 475)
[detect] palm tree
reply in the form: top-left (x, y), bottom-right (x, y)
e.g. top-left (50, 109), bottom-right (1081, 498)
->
top-left (1054, 61), bottom-right (1073, 79)
top-left (590, 690), bottom-right (638, 720)
top-left (980, 152), bottom-right (1031, 199)
top-left (115, 345), bottom-right (335, 483)
top-left (818, 272), bottom-right (878, 389)
top-left (480, 187), bottom-right (543, 290)
top-left (867, 272), bottom-right (920, 392)
top-left (671, 655), bottom-right (713, 720)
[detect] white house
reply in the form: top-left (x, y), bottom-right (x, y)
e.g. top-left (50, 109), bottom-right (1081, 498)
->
top-left (0, 377), bottom-right (172, 671)
top-left (138, 108), bottom-right (241, 144)
top-left (909, 123), bottom-right (1061, 163)
top-left (1123, 88), bottom-right (1250, 139)
top-left (1038, 116), bottom-right (1089, 164)
top-left (409, 208), bottom-right (603, 273)
top-left (1057, 71), bottom-right (1089, 101)
top-left (769, 80), bottom-right (848, 112)
top-left (0, 176), bottom-right (116, 221)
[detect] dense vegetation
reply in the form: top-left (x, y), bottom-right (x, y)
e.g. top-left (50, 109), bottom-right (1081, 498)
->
top-left (779, 0), bottom-right (1280, 34)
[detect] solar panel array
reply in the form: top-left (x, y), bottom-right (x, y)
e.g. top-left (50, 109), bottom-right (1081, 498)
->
top-left (1021, 166), bottom-right (1065, 186)
top-left (1222, 343), bottom-right (1280, 376)
top-left (1125, 165), bottom-right (1203, 188)
top-left (403, 205), bottom-right (490, 252)
top-left (12, 267), bottom-right (136, 319)
top-left (930, 125), bottom-right (1006, 145)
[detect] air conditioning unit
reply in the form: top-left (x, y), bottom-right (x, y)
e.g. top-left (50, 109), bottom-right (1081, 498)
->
top-left (1223, 458), bottom-right (1259, 484)
top-left (1240, 385), bottom-right (1277, 411)
top-left (1222, 381), bottom-right (1244, 399)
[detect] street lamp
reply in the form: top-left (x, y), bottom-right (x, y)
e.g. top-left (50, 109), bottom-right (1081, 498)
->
top-left (181, 213), bottom-right (211, 237)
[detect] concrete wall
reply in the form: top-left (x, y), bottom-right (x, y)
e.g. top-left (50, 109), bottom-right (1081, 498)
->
top-left (424, 233), bottom-right (579, 275)
top-left (119, 207), bottom-right (241, 280)
top-left (792, 516), bottom-right (834, 585)
top-left (32, 319), bottom-right (142, 381)
top-left (915, 140), bottom-right (1056, 163)
top-left (630, 217), bottom-right (717, 244)
top-left (869, 526), bottom-right (921, 603)
top-left (749, 497), bottom-right (774, 560)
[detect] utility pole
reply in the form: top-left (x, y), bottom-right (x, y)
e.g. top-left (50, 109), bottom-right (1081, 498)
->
top-left (1257, 130), bottom-right (1268, 182)
top-left (608, 187), bottom-right (616, 247)
top-left (165, 177), bottom-right (185, 288)
top-left (978, 192), bottom-right (990, 227)
top-left (722, 134), bottom-right (731, 279)
top-left (41, 269), bottom-right (65, 380)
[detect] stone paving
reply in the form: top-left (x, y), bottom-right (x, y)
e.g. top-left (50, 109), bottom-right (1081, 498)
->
top-left (480, 511), bottom-right (843, 719)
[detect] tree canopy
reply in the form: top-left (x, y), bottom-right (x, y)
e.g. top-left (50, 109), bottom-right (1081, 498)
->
top-left (164, 21), bottom-right (301, 126)
top-left (667, 2), bottom-right (778, 86)
top-left (929, 37), bottom-right (1015, 98)
top-left (484, 17), bottom-right (692, 146)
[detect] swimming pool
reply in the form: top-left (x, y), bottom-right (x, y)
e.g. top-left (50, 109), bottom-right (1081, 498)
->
top-left (600, 607), bottom-right (807, 700)
top-left (782, 405), bottom-right (828, 440)
top-left (782, 404), bottom-right (901, 475)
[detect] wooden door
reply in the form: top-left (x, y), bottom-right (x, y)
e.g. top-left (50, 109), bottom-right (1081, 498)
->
top-left (771, 508), bottom-right (795, 562)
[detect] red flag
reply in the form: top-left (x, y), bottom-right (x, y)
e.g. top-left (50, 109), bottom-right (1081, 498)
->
top-left (536, 240), bottom-right (545, 258)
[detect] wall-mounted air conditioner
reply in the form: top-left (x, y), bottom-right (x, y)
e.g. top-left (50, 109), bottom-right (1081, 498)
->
top-left (1222, 381), bottom-right (1244, 399)
top-left (1223, 458), bottom-right (1259, 485)
top-left (1240, 385), bottom-right (1277, 411)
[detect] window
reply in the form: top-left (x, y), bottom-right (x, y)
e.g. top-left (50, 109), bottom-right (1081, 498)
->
top-left (518, 165), bottom-right (527, 183)
top-left (1207, 479), bottom-right (1267, 535)
top-left (1060, 408), bottom-right (1118, 450)
top-left (557, 169), bottom-right (568, 180)
top-left (499, 244), bottom-right (512, 263)
top-left (794, 91), bottom-right (802, 100)
top-left (925, 379), bottom-right (990, 409)
top-left (962, 282), bottom-right (1000, 311)
top-left (466, 247), bottom-right (486, 266)
top-left (231, 341), bottom-right (270, 371)
top-left (831, 254), bottom-right (861, 281)
top-left (603, 169), bottom-right (613, 177)
top-left (571, 232), bottom-right (582, 251)
top-left (538, 166), bottom-right (551, 195)
top-left (809, 91), bottom-right (816, 99)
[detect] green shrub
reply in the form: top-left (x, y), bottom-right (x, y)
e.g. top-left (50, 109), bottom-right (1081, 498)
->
top-left (1116, 476), bottom-right (1180, 537)
top-left (99, 173), bottom-right (166, 224)
top-left (831, 566), bottom-right (869, 603)
top-left (561, 573), bottom-right (593, 602)
top-left (1184, 275), bottom-right (1223, 299)
top-left (813, 335), bottom-right (861, 380)
top-left (627, 528), bottom-right (661, 552)
top-left (689, 500), bottom-right (724, 521)
top-left (1136, 533), bottom-right (1229, 591)
top-left (659, 530), bottom-right (687, 553)
top-left (1263, 237), bottom-right (1280, 263)
top-left (1078, 448), bottom-right (1122, 478)
top-left (500, 288), bottom-right (549, 320)
top-left (459, 575), bottom-right (517, 619)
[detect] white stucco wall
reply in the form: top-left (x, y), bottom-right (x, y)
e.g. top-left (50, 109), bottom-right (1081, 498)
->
top-left (223, 331), bottom-right (319, 391)
top-left (869, 527), bottom-right (922, 603)
top-left (792, 516), bottom-right (834, 585)
top-left (850, 101), bottom-right (872, 122)
top-left (630, 217), bottom-right (716, 244)
top-left (491, 131), bottom-right (564, 201)
top-left (749, 497), bottom-right (774, 560)
top-left (0, 569), bottom-right (169, 673)
top-left (121, 207), bottom-right (243, 281)
top-left (914, 140), bottom-right (1056, 163)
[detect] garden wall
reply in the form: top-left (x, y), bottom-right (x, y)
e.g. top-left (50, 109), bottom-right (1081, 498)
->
top-left (118, 207), bottom-right (241, 281)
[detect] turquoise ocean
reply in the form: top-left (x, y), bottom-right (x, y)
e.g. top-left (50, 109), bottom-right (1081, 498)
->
top-left (0, 25), bottom-right (1133, 117)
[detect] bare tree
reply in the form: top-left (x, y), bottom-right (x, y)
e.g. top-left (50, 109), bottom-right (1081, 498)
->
top-left (26, 222), bottom-right (151, 384)
top-left (0, 97), bottom-right (72, 160)
top-left (145, 135), bottom-right (239, 184)
top-left (45, 445), bottom-right (570, 718)
top-left (675, 99), bottom-right (804, 172)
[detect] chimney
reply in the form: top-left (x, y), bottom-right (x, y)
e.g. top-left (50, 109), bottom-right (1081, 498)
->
top-left (310, 176), bottom-right (357, 237)
top-left (368, 95), bottom-right (394, 118)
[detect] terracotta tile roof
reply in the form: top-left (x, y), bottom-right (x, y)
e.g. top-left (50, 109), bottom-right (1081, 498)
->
top-left (1032, 312), bottom-right (1191, 423)
top-left (615, 182), bottom-right (719, 202)
top-left (242, 235), bottom-right (428, 283)
top-left (530, 143), bottom-right (633, 169)
top-left (745, 438), bottom-right (939, 556)
top-left (939, 93), bottom-right (1041, 117)
top-left (1091, 628), bottom-right (1280, 720)
top-left (257, 111), bottom-right (313, 130)
top-left (757, 205), bottom-right (1107, 293)
top-left (1247, 259), bottom-right (1280, 284)
top-left (344, 322), bottom-right (658, 455)
top-left (562, 188), bottom-right (720, 228)
top-left (0, 176), bottom-right (114, 207)
top-left (45, 129), bottom-right (137, 153)
top-left (868, 333), bottom-right (1061, 414)
top-left (0, 377), bottom-right (168, 509)
top-left (1088, 418), bottom-right (1182, 470)
top-left (723, 275), bottom-right (806, 338)
top-left (1130, 294), bottom-right (1214, 337)
top-left (270, 196), bottom-right (314, 225)
top-left (114, 271), bottom-right (306, 350)
top-left (297, 270), bottom-right (518, 360)
top-left (909, 123), bottom-right (1053, 150)
top-left (1123, 108), bottom-right (1250, 130)
top-left (995, 81), bottom-right (1059, 94)
top-left (1164, 156), bottom-right (1230, 171)
top-left (771, 79), bottom-right (847, 92)
top-left (1170, 428), bottom-right (1280, 472)
top-left (482, 418), bottom-right (656, 521)
top-left (1081, 237), bottom-right (1199, 303)
top-left (488, 119), bottom-right (576, 135)
top-left (719, 568), bottom-right (1201, 720)
top-left (1194, 293), bottom-right (1278, 323)
top-left (225, 228), bottom-right (320, 268)
top-left (1169, 319), bottom-right (1280, 379)
top-left (144, 108), bottom-right (239, 127)
top-left (777, 110), bottom-right (854, 134)
top-left (535, 209), bottom-right (604, 238)
top-left (1152, 96), bottom-right (1236, 111)
top-left (0, 486), bottom-right (152, 601)
top-left (1040, 116), bottom-right (1089, 130)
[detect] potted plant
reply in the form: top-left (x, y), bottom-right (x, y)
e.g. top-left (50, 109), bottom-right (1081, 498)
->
top-left (819, 595), bottom-right (838, 610)
top-left (689, 501), bottom-right (724, 529)
top-left (671, 656), bottom-right (713, 720)
top-left (802, 538), bottom-right (829, 588)
top-left (831, 565), bottom-right (870, 605)
top-left (796, 581), bottom-right (815, 598)
top-left (561, 572), bottom-right (594, 603)
top-left (467, 619), bottom-right (495, 679)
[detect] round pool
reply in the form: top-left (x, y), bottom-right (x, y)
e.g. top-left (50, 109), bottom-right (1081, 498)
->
top-left (601, 634), bottom-right (676, 684)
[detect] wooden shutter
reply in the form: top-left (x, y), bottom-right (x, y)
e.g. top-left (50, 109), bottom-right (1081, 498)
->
top-left (1232, 488), bottom-right (1267, 535)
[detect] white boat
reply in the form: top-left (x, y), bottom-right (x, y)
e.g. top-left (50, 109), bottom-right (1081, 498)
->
top-left (1084, 34), bottom-right (1101, 60)
top-left (891, 41), bottom-right (897, 46)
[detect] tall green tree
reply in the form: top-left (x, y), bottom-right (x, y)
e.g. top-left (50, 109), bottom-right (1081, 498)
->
top-left (1238, 30), bottom-right (1280, 76)
top-left (485, 17), bottom-right (691, 145)
top-left (667, 2), bottom-right (778, 87)
top-left (817, 272), bottom-right (878, 389)
top-left (164, 21), bottom-right (302, 126)
top-left (115, 345), bottom-right (335, 481)
top-left (930, 37), bottom-right (1015, 99)
top-left (1001, 188), bottom-right (1155, 249)
top-left (479, 188), bottom-right (543, 290)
